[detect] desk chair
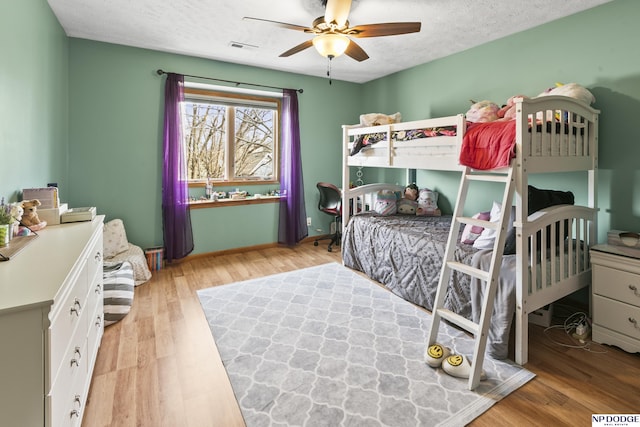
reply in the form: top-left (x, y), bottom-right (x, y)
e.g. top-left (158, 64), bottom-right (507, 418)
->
top-left (313, 182), bottom-right (342, 252)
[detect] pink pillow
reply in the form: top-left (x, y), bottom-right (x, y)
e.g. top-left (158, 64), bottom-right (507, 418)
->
top-left (460, 211), bottom-right (490, 244)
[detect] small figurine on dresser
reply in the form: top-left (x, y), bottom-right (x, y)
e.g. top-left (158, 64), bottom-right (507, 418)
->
top-left (20, 199), bottom-right (47, 231)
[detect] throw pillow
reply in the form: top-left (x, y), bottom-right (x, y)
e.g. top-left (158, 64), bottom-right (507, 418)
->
top-left (103, 219), bottom-right (130, 259)
top-left (503, 186), bottom-right (575, 255)
top-left (460, 211), bottom-right (491, 244)
top-left (473, 201), bottom-right (515, 250)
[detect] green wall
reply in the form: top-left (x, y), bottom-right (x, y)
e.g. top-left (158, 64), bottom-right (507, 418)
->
top-left (2, 0), bottom-right (639, 255)
top-left (67, 40), bottom-right (363, 252)
top-left (361, 0), bottom-right (640, 240)
top-left (0, 0), bottom-right (69, 203)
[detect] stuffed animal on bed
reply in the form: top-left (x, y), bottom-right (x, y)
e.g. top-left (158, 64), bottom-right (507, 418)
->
top-left (416, 188), bottom-right (441, 216)
top-left (403, 183), bottom-right (419, 201)
top-left (397, 198), bottom-right (418, 215)
top-left (497, 95), bottom-right (528, 120)
top-left (535, 83), bottom-right (596, 122)
top-left (465, 100), bottom-right (500, 123)
top-left (536, 82), bottom-right (595, 105)
top-left (374, 189), bottom-right (398, 216)
top-left (359, 112), bottom-right (401, 127)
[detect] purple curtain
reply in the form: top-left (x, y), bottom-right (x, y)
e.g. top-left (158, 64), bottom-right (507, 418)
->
top-left (278, 89), bottom-right (308, 245)
top-left (162, 73), bottom-right (194, 261)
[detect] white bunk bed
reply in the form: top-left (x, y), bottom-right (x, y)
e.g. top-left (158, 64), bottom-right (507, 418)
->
top-left (340, 95), bottom-right (599, 365)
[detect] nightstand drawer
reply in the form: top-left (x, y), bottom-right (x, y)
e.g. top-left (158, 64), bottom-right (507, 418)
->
top-left (593, 295), bottom-right (640, 341)
top-left (593, 264), bottom-right (640, 307)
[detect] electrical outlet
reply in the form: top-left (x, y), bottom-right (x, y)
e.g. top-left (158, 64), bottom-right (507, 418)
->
top-left (307, 217), bottom-right (312, 226)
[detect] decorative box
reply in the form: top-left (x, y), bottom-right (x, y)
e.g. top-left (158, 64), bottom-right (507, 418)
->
top-left (36, 203), bottom-right (68, 226)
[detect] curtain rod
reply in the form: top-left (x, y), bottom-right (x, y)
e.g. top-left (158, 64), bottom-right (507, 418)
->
top-left (156, 69), bottom-right (303, 94)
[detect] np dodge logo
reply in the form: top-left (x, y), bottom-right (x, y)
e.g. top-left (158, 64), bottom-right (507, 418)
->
top-left (592, 414), bottom-right (640, 427)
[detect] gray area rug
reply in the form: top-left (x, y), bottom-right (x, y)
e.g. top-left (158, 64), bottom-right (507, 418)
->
top-left (197, 263), bottom-right (534, 426)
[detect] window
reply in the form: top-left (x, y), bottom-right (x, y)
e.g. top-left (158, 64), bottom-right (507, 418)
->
top-left (183, 88), bottom-right (280, 185)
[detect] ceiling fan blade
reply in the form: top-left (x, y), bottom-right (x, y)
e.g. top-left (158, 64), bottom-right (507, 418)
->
top-left (344, 39), bottom-right (369, 62)
top-left (348, 22), bottom-right (421, 38)
top-left (243, 16), bottom-right (311, 32)
top-left (279, 39), bottom-right (314, 57)
top-left (324, 0), bottom-right (352, 28)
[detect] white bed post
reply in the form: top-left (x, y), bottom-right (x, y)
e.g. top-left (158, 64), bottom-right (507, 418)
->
top-left (342, 125), bottom-right (352, 234)
top-left (588, 113), bottom-right (599, 318)
top-left (514, 99), bottom-right (530, 365)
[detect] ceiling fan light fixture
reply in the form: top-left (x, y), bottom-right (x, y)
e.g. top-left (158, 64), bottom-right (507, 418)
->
top-left (312, 33), bottom-right (350, 58)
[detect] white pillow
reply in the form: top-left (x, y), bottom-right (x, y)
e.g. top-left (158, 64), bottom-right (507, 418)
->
top-left (460, 211), bottom-right (490, 244)
top-left (103, 219), bottom-right (130, 258)
top-left (472, 202), bottom-right (515, 249)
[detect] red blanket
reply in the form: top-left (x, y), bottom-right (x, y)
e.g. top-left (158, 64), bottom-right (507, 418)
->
top-left (459, 120), bottom-right (516, 170)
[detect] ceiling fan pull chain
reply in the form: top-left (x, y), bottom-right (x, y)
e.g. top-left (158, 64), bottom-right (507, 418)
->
top-left (327, 56), bottom-right (333, 85)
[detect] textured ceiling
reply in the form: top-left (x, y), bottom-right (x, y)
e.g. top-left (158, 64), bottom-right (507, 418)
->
top-left (47, 0), bottom-right (611, 84)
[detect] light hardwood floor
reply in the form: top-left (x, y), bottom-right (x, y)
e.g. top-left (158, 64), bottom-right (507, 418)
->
top-left (83, 242), bottom-right (640, 427)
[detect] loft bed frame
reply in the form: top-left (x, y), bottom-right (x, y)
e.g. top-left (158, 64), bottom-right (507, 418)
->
top-left (340, 95), bottom-right (600, 364)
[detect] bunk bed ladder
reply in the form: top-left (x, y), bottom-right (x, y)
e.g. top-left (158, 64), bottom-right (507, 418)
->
top-left (427, 163), bottom-right (515, 390)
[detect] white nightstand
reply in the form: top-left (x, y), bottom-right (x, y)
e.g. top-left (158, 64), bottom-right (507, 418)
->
top-left (590, 244), bottom-right (640, 353)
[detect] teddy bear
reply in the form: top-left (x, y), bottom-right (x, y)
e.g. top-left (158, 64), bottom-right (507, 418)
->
top-left (416, 188), bottom-right (441, 216)
top-left (21, 199), bottom-right (47, 229)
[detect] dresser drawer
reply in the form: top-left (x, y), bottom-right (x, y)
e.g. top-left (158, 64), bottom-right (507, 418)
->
top-left (49, 335), bottom-right (87, 427)
top-left (87, 233), bottom-right (104, 289)
top-left (87, 279), bottom-right (104, 367)
top-left (49, 262), bottom-right (89, 388)
top-left (593, 294), bottom-right (640, 341)
top-left (593, 264), bottom-right (640, 307)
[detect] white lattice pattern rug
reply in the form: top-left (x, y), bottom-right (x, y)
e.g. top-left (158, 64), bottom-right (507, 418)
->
top-left (197, 263), bottom-right (534, 426)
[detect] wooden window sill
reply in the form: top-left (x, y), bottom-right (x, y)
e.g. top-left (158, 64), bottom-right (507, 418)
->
top-left (189, 195), bottom-right (281, 209)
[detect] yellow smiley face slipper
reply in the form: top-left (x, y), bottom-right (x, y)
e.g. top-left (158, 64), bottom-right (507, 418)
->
top-left (425, 343), bottom-right (452, 368)
top-left (442, 354), bottom-right (487, 380)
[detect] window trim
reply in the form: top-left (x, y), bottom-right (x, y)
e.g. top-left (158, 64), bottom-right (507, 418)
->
top-left (183, 88), bottom-right (281, 187)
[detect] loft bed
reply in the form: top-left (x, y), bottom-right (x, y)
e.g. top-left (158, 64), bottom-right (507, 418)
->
top-left (340, 95), bottom-right (599, 365)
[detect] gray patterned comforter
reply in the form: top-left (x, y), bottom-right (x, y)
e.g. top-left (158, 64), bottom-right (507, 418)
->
top-left (342, 213), bottom-right (478, 320)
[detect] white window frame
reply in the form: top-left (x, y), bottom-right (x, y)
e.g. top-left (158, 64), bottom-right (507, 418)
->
top-left (183, 84), bottom-right (281, 187)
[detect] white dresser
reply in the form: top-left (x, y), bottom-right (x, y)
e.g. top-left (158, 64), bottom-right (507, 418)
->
top-left (0, 216), bottom-right (105, 427)
top-left (590, 244), bottom-right (640, 353)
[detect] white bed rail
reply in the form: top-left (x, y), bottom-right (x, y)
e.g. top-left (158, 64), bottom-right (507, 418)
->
top-left (515, 95), bottom-right (599, 173)
top-left (514, 203), bottom-right (597, 364)
top-left (517, 204), bottom-right (597, 311)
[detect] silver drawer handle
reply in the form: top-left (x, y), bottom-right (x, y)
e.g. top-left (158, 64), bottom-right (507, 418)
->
top-left (70, 346), bottom-right (82, 367)
top-left (96, 315), bottom-right (102, 328)
top-left (70, 409), bottom-right (80, 419)
top-left (95, 283), bottom-right (102, 294)
top-left (95, 251), bottom-right (102, 262)
top-left (74, 395), bottom-right (82, 408)
top-left (70, 298), bottom-right (82, 316)
top-left (630, 317), bottom-right (639, 330)
top-left (630, 285), bottom-right (640, 297)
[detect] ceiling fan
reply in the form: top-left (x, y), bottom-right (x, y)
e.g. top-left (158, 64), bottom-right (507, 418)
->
top-left (244, 0), bottom-right (421, 62)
